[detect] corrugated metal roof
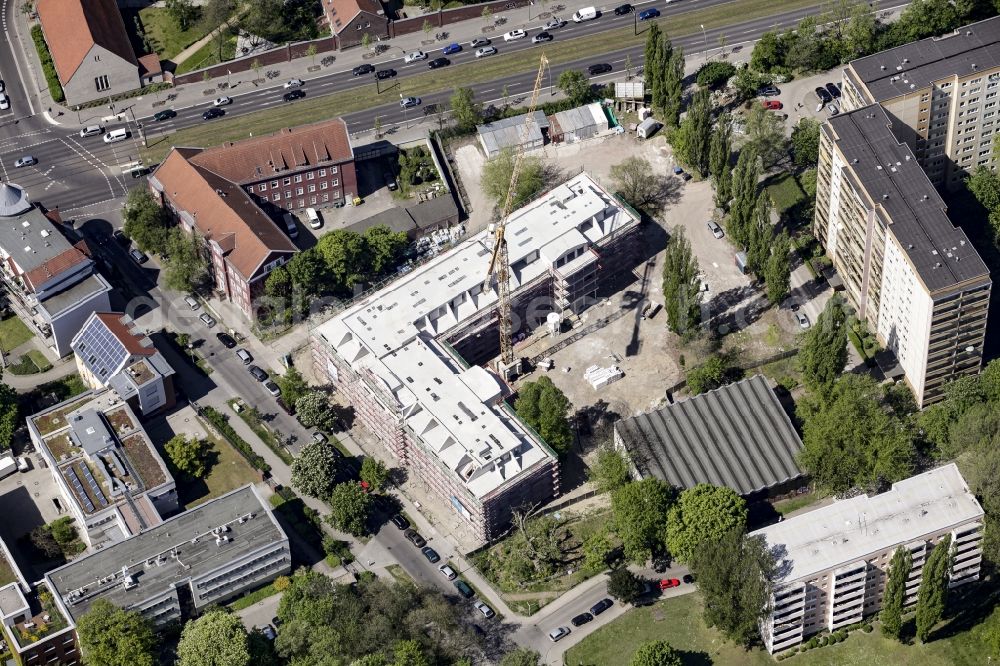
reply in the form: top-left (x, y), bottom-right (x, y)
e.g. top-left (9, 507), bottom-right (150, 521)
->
top-left (549, 103), bottom-right (607, 134)
top-left (615, 374), bottom-right (804, 495)
top-left (477, 111), bottom-right (548, 155)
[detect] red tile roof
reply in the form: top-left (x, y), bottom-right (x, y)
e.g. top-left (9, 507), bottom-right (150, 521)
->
top-left (37, 0), bottom-right (138, 85)
top-left (189, 118), bottom-right (353, 184)
top-left (152, 148), bottom-right (297, 281)
top-left (137, 53), bottom-right (162, 78)
top-left (93, 313), bottom-right (155, 356)
top-left (22, 246), bottom-right (91, 293)
top-left (324, 0), bottom-right (384, 32)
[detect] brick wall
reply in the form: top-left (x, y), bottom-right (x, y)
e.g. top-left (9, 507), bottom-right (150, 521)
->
top-left (390, 0), bottom-right (532, 38)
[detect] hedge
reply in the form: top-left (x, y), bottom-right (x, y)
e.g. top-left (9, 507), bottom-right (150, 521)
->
top-left (31, 25), bottom-right (64, 103)
top-left (201, 406), bottom-right (271, 473)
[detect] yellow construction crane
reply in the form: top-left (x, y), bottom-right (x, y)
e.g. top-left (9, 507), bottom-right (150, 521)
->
top-left (486, 54), bottom-right (549, 379)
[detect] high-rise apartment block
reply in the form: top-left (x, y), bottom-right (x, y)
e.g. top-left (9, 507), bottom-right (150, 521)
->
top-left (752, 464), bottom-right (983, 653)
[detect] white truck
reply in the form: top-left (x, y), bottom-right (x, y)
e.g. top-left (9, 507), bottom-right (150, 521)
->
top-left (573, 6), bottom-right (598, 22)
top-left (0, 455), bottom-right (17, 480)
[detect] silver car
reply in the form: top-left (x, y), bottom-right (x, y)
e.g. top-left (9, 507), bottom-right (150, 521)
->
top-left (796, 312), bottom-right (811, 329)
top-left (14, 156), bottom-right (36, 168)
top-left (199, 312), bottom-right (216, 327)
top-left (475, 46), bottom-right (498, 58)
top-left (707, 220), bottom-right (724, 239)
top-left (548, 627), bottom-right (570, 642)
top-left (400, 96), bottom-right (421, 109)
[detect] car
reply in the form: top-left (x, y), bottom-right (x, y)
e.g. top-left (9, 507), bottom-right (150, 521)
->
top-left (474, 601), bottom-right (495, 618)
top-left (796, 312), bottom-right (811, 329)
top-left (404, 50), bottom-right (427, 63)
top-left (827, 104), bottom-right (840, 116)
top-left (197, 312), bottom-right (215, 327)
top-left (264, 380), bottom-right (281, 397)
top-left (400, 96), bottom-right (421, 109)
top-left (443, 43), bottom-right (462, 55)
top-left (658, 578), bottom-right (681, 589)
top-left (590, 598), bottom-right (614, 615)
top-left (213, 96), bottom-right (232, 106)
top-left (762, 100), bottom-right (783, 110)
top-left (428, 57), bottom-right (450, 69)
top-left (475, 46), bottom-right (498, 58)
top-left (571, 612), bottom-right (593, 627)
top-left (544, 17), bottom-right (566, 29)
top-left (0, 80), bottom-right (5, 92)
top-left (375, 68), bottom-right (396, 79)
top-left (470, 38), bottom-right (491, 48)
top-left (236, 348), bottom-right (253, 364)
top-left (638, 7), bottom-right (660, 19)
top-left (17, 457), bottom-right (29, 472)
top-left (653, 558), bottom-right (668, 573)
top-left (216, 332), bottom-right (237, 348)
top-left (0, 94), bottom-right (9, 110)
top-left (202, 108), bottom-right (224, 120)
top-left (248, 365), bottom-right (269, 382)
top-left (79, 125), bottom-right (103, 138)
top-left (129, 248), bottom-right (148, 264)
top-left (283, 89), bottom-right (306, 102)
top-left (548, 627), bottom-right (570, 642)
top-left (184, 295), bottom-right (200, 310)
top-left (113, 229), bottom-right (128, 244)
top-left (707, 220), bottom-right (724, 238)
top-left (453, 579), bottom-right (474, 598)
top-left (588, 63), bottom-right (612, 76)
top-left (384, 173), bottom-right (397, 190)
top-left (422, 546), bottom-right (441, 563)
top-left (14, 156), bottom-right (36, 168)
top-left (283, 78), bottom-right (304, 88)
top-left (259, 625), bottom-right (276, 641)
top-left (352, 64), bottom-right (375, 76)
top-left (503, 29), bottom-right (526, 41)
top-left (312, 431), bottom-right (328, 445)
top-left (532, 32), bottom-right (552, 43)
top-left (682, 574), bottom-right (695, 584)
top-left (758, 85), bottom-right (780, 97)
top-left (404, 528), bottom-right (427, 548)
top-left (825, 82), bottom-right (841, 98)
top-left (391, 514), bottom-right (410, 530)
top-left (613, 3), bottom-right (633, 15)
top-left (153, 109), bottom-right (176, 121)
top-left (815, 86), bottom-right (832, 104)
top-left (438, 564), bottom-right (457, 579)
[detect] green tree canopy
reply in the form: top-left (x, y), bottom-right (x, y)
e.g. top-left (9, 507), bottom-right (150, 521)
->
top-left (791, 118), bottom-right (821, 167)
top-left (276, 367), bottom-right (308, 406)
top-left (611, 156), bottom-right (665, 213)
top-left (588, 446), bottom-right (631, 494)
top-left (0, 382), bottom-right (18, 452)
top-left (481, 148), bottom-right (546, 210)
top-left (177, 610), bottom-right (250, 666)
top-left (515, 376), bottom-right (573, 455)
top-left (360, 457), bottom-right (390, 492)
top-left (798, 294), bottom-right (848, 392)
top-left (685, 355), bottom-right (741, 395)
top-left (163, 229), bottom-right (209, 293)
top-left (744, 104), bottom-right (787, 169)
top-left (363, 226), bottom-right (408, 275)
top-left (673, 88), bottom-right (713, 176)
top-left (764, 230), bottom-right (791, 305)
top-left (499, 648), bottom-right (541, 666)
top-left (629, 640), bottom-right (683, 666)
top-left (319, 230), bottom-right (369, 291)
top-left (696, 61), bottom-right (737, 88)
top-left (661, 228), bottom-right (701, 336)
top-left (880, 547), bottom-right (912, 640)
top-left (327, 482), bottom-right (373, 536)
top-left (666, 484), bottom-right (748, 563)
top-left (915, 534), bottom-right (952, 642)
top-left (450, 87), bottom-right (482, 132)
top-left (122, 187), bottom-right (172, 255)
top-left (558, 69), bottom-right (592, 106)
top-left (295, 391), bottom-right (338, 432)
top-left (291, 439), bottom-right (342, 499)
top-left (606, 567), bottom-right (643, 604)
top-left (165, 434), bottom-right (211, 478)
top-left (77, 599), bottom-right (156, 666)
top-left (611, 478), bottom-right (674, 562)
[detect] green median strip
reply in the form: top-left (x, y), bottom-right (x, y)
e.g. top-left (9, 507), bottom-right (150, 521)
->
top-left (143, 0), bottom-right (824, 163)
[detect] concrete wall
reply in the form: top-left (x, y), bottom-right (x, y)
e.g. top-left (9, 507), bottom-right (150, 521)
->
top-left (62, 45), bottom-right (139, 106)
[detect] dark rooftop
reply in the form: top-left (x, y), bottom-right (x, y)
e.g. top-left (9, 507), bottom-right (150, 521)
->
top-left (826, 105), bottom-right (990, 292)
top-left (614, 375), bottom-right (804, 496)
top-left (850, 16), bottom-right (1000, 101)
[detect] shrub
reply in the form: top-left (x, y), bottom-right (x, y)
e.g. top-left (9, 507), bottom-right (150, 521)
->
top-left (697, 60), bottom-right (737, 88)
top-left (31, 25), bottom-right (64, 103)
top-left (862, 623), bottom-right (873, 633)
top-left (201, 406), bottom-right (270, 473)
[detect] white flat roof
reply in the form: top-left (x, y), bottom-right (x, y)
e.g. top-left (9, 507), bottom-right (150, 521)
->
top-left (751, 464), bottom-right (983, 583)
top-left (315, 172), bottom-right (639, 498)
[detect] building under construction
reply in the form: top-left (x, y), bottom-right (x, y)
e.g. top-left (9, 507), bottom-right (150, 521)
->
top-left (311, 172), bottom-right (642, 541)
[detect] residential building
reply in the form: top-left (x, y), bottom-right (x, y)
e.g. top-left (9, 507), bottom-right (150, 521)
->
top-left (813, 105), bottom-right (991, 407)
top-left (312, 172), bottom-right (642, 541)
top-left (477, 111), bottom-right (549, 159)
top-left (27, 391), bottom-right (178, 549)
top-left (0, 183), bottom-right (112, 357)
top-left (841, 16), bottom-right (1000, 189)
top-left (71, 312), bottom-right (176, 417)
top-left (752, 464), bottom-right (983, 653)
top-left (149, 118), bottom-right (356, 320)
top-left (613, 374), bottom-right (806, 499)
top-left (322, 0), bottom-right (389, 49)
top-left (35, 0), bottom-right (161, 105)
top-left (45, 485), bottom-right (290, 627)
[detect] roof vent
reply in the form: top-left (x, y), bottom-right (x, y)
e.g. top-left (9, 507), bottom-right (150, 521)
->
top-left (896, 65), bottom-right (903, 71)
top-left (880, 65), bottom-right (886, 71)
top-left (882, 194), bottom-right (889, 200)
top-left (973, 63), bottom-right (978, 69)
top-left (902, 58), bottom-right (909, 64)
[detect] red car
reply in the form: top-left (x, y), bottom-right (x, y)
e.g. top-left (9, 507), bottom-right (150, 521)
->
top-left (658, 579), bottom-right (681, 590)
top-left (762, 100), bottom-right (783, 110)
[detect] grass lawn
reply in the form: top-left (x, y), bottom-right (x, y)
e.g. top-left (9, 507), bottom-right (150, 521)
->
top-left (138, 7), bottom-right (219, 61)
top-left (175, 427), bottom-right (259, 509)
top-left (0, 316), bottom-right (33, 353)
top-left (567, 591), bottom-right (999, 666)
top-left (766, 172), bottom-right (808, 214)
top-left (142, 0), bottom-right (828, 163)
top-left (175, 34), bottom-right (238, 75)
top-left (0, 555), bottom-right (18, 586)
top-left (7, 349), bottom-right (52, 375)
top-left (772, 489), bottom-right (827, 516)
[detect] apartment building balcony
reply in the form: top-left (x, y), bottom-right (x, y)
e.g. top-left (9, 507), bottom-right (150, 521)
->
top-left (954, 524), bottom-right (983, 544)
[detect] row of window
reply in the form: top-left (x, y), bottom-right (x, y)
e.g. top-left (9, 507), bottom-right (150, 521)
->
top-left (257, 167), bottom-right (339, 191)
top-left (262, 180), bottom-right (340, 202)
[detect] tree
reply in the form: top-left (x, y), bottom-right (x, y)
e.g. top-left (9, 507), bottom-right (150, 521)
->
top-left (880, 547), bottom-right (912, 639)
top-left (764, 231), bottom-right (791, 306)
top-left (276, 367), bottom-right (309, 406)
top-left (363, 225), bottom-right (408, 275)
top-left (77, 599), bottom-right (156, 666)
top-left (30, 525), bottom-right (61, 558)
top-left (393, 639), bottom-right (428, 666)
top-left (611, 157), bottom-right (662, 212)
top-left (163, 229), bottom-right (209, 293)
top-left (629, 640), bottom-right (682, 666)
top-left (582, 529), bottom-right (615, 572)
top-left (450, 87), bottom-right (482, 132)
top-left (422, 19), bottom-right (433, 36)
top-left (686, 354), bottom-right (740, 395)
top-left (745, 192), bottom-right (773, 276)
top-left (966, 165), bottom-right (1000, 237)
top-left (481, 148), bottom-right (545, 210)
top-left (611, 478), bottom-right (674, 562)
top-left (744, 104), bottom-right (787, 169)
top-left (661, 228), bottom-right (701, 336)
top-left (798, 294), bottom-right (848, 392)
top-left (177, 610), bottom-right (250, 666)
top-left (915, 534), bottom-right (952, 642)
top-left (265, 265), bottom-right (292, 299)
top-left (606, 567), bottom-right (643, 604)
top-left (750, 31), bottom-right (784, 72)
top-left (558, 70), bottom-right (591, 106)
top-left (122, 187), bottom-right (171, 255)
top-left (291, 439), bottom-right (341, 499)
top-left (843, 0), bottom-right (877, 58)
top-left (295, 391), bottom-right (337, 431)
top-left (327, 482), bottom-right (373, 536)
top-left (644, 24), bottom-right (666, 114)
top-left (588, 445), bottom-right (630, 494)
top-left (727, 148), bottom-right (761, 246)
top-left (690, 530), bottom-right (775, 648)
top-left (165, 434), bottom-right (211, 478)
top-left (286, 248), bottom-right (327, 296)
top-left (515, 376), bottom-right (573, 455)
top-left (166, 0), bottom-right (200, 31)
top-left (662, 49), bottom-right (685, 128)
top-left (673, 88), bottom-right (713, 176)
top-left (696, 61), bottom-right (736, 89)
top-left (666, 484), bottom-right (747, 563)
top-left (0, 382), bottom-right (18, 452)
top-left (360, 457), bottom-right (389, 492)
top-left (499, 648), bottom-right (541, 666)
top-left (318, 230), bottom-right (368, 292)
top-left (715, 163), bottom-right (733, 211)
top-left (791, 118), bottom-right (821, 168)
top-left (709, 115), bottom-right (732, 184)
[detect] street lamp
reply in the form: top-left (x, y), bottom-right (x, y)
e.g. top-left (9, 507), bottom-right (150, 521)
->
top-left (700, 24), bottom-right (708, 52)
top-left (400, 92), bottom-right (407, 129)
top-left (634, 9), bottom-right (638, 36)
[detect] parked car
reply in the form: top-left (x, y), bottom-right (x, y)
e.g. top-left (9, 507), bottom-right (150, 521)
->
top-left (129, 248), bottom-right (148, 264)
top-left (352, 64), bottom-right (375, 76)
top-left (213, 96), bottom-right (232, 106)
top-left (796, 312), bottom-right (811, 329)
top-left (283, 78), bottom-right (304, 88)
top-left (248, 365), bottom-right (269, 382)
top-left (707, 220), bottom-right (724, 238)
top-left (421, 546), bottom-right (441, 563)
top-left (548, 627), bottom-right (570, 642)
top-left (590, 598), bottom-right (613, 615)
top-left (658, 578), bottom-right (681, 589)
top-left (613, 3), bottom-right (633, 14)
top-left (184, 295), bottom-right (200, 310)
top-left (504, 29), bottom-right (527, 41)
top-left (825, 82), bottom-right (841, 98)
top-left (404, 528), bottom-right (427, 548)
top-left (476, 46), bottom-right (498, 58)
top-left (532, 32), bottom-right (552, 43)
top-left (259, 625), bottom-right (276, 641)
top-left (0, 94), bottom-right (9, 110)
top-left (443, 43), bottom-right (462, 55)
top-left (216, 332), bottom-right (237, 348)
top-left (638, 7), bottom-right (660, 19)
top-left (815, 86), bottom-right (832, 104)
top-left (827, 104), bottom-right (840, 116)
top-left (17, 457), bottom-right (29, 472)
top-left (79, 125), bottom-right (103, 138)
top-left (384, 173), bottom-right (398, 190)
top-left (758, 85), bottom-right (780, 96)
top-left (113, 229), bottom-right (128, 244)
top-left (312, 431), bottom-right (328, 445)
top-left (588, 63), bottom-right (612, 75)
top-left (571, 612), bottom-right (593, 627)
top-left (263, 380), bottom-right (281, 397)
top-left (199, 312), bottom-right (216, 328)
top-left (283, 90), bottom-right (306, 102)
top-left (544, 17), bottom-right (566, 29)
top-left (682, 574), bottom-right (696, 584)
top-left (375, 68), bottom-right (396, 79)
top-left (400, 96), bottom-right (421, 108)
top-left (153, 109), bottom-right (176, 121)
top-left (428, 57), bottom-right (450, 69)
top-left (453, 579), bottom-right (474, 598)
top-left (14, 156), bottom-right (36, 168)
top-left (390, 514), bottom-right (410, 530)
top-left (474, 601), bottom-right (495, 618)
top-left (470, 38), bottom-right (491, 47)
top-left (762, 100), bottom-right (783, 110)
top-left (202, 108), bottom-right (224, 120)
top-left (438, 564), bottom-right (457, 579)
top-left (236, 348), bottom-right (253, 365)
top-left (404, 50), bottom-right (427, 63)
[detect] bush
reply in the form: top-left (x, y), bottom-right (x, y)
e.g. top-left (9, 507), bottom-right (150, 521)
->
top-left (697, 60), bottom-right (737, 88)
top-left (862, 623), bottom-right (873, 633)
top-left (201, 406), bottom-right (270, 473)
top-left (31, 25), bottom-right (64, 103)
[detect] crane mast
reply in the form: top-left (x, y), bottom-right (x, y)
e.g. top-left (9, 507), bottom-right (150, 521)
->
top-left (486, 54), bottom-right (549, 379)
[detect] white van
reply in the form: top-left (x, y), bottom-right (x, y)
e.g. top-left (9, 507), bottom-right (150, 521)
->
top-left (573, 6), bottom-right (597, 22)
top-left (305, 207), bottom-right (321, 229)
top-left (103, 128), bottom-right (128, 143)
